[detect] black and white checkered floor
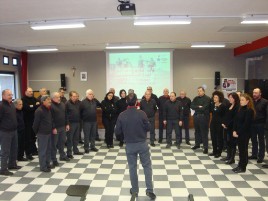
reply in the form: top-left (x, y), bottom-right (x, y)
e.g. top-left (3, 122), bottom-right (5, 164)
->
top-left (1, 130), bottom-right (268, 201)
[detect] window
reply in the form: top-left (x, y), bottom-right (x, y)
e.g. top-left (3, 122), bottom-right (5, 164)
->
top-left (12, 57), bottom-right (18, 66)
top-left (0, 72), bottom-right (16, 101)
top-left (3, 56), bottom-right (9, 65)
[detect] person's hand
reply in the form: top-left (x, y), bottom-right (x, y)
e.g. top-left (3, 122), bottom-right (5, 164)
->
top-left (179, 121), bottom-right (182, 126)
top-left (222, 124), bottom-right (226, 129)
top-left (163, 120), bottom-right (167, 125)
top-left (198, 105), bottom-right (203, 108)
top-left (66, 125), bottom-right (70, 132)
top-left (233, 131), bottom-right (238, 138)
top-left (36, 102), bottom-right (40, 106)
top-left (52, 128), bottom-right (57, 135)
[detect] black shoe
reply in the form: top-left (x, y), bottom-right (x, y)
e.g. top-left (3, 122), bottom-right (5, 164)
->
top-left (232, 166), bottom-right (240, 172)
top-left (226, 159), bottom-right (235, 165)
top-left (186, 141), bottom-right (191, 145)
top-left (67, 155), bottom-right (74, 159)
top-left (166, 144), bottom-right (171, 148)
top-left (74, 152), bottom-right (84, 155)
top-left (91, 147), bottom-right (99, 152)
top-left (130, 189), bottom-right (138, 197)
top-left (146, 192), bottom-right (156, 200)
top-left (40, 168), bottom-right (51, 173)
top-left (84, 150), bottom-right (90, 154)
top-left (110, 145), bottom-right (114, 148)
top-left (233, 167), bottom-right (246, 173)
top-left (257, 158), bottom-right (263, 163)
top-left (32, 151), bottom-right (38, 156)
top-left (150, 143), bottom-right (156, 147)
top-left (191, 145), bottom-right (200, 150)
top-left (53, 161), bottom-right (59, 166)
top-left (209, 153), bottom-right (215, 156)
top-left (47, 164), bottom-right (55, 169)
top-left (107, 145), bottom-right (111, 149)
top-left (119, 142), bottom-right (124, 147)
top-left (262, 164), bottom-right (268, 168)
top-left (158, 139), bottom-right (162, 143)
top-left (79, 140), bottom-right (84, 144)
top-left (18, 157), bottom-right (28, 161)
top-left (26, 155), bottom-right (34, 160)
top-left (214, 154), bottom-right (221, 158)
top-left (203, 149), bottom-right (208, 154)
top-left (248, 155), bottom-right (257, 160)
top-left (60, 157), bottom-right (70, 161)
top-left (0, 170), bottom-right (14, 176)
top-left (95, 138), bottom-right (101, 142)
top-left (8, 166), bottom-right (22, 170)
top-left (220, 157), bottom-right (229, 161)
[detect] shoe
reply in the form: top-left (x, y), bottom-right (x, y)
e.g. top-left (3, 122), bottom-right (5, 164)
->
top-left (79, 140), bottom-right (84, 144)
top-left (85, 150), bottom-right (90, 154)
top-left (74, 152), bottom-right (84, 155)
top-left (233, 167), bottom-right (246, 173)
top-left (191, 145), bottom-right (200, 150)
top-left (60, 157), bottom-right (70, 161)
top-left (67, 155), bottom-right (74, 159)
top-left (119, 142), bottom-right (124, 147)
top-left (158, 139), bottom-right (162, 143)
top-left (95, 138), bottom-right (101, 142)
top-left (232, 166), bottom-right (240, 172)
top-left (41, 168), bottom-right (51, 173)
top-left (214, 154), bottom-right (221, 158)
top-left (0, 170), bottom-right (14, 176)
top-left (166, 144), bottom-right (171, 148)
top-left (18, 157), bottom-right (28, 161)
top-left (203, 149), bottom-right (208, 154)
top-left (257, 158), bottom-right (263, 163)
top-left (130, 189), bottom-right (138, 197)
top-left (91, 147), bottom-right (99, 152)
top-left (220, 157), bottom-right (229, 161)
top-left (226, 159), bottom-right (235, 165)
top-left (262, 164), bottom-right (268, 168)
top-left (209, 153), bottom-right (215, 156)
top-left (53, 161), bottom-right (59, 166)
top-left (248, 155), bottom-right (257, 160)
top-left (26, 155), bottom-right (34, 160)
top-left (47, 164), bottom-right (55, 169)
top-left (8, 166), bottom-right (22, 170)
top-left (32, 151), bottom-right (38, 156)
top-left (146, 192), bottom-right (156, 200)
top-left (150, 143), bottom-right (155, 147)
top-left (186, 141), bottom-right (191, 145)
top-left (176, 144), bottom-right (180, 149)
top-left (110, 145), bottom-right (114, 148)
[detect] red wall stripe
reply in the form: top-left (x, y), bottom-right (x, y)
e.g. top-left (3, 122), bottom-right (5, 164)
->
top-left (21, 52), bottom-right (28, 95)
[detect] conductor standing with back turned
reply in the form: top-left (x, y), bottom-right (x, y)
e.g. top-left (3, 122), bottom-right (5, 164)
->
top-left (115, 93), bottom-right (156, 200)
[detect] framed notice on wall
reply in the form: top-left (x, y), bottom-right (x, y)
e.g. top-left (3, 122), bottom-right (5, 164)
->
top-left (80, 72), bottom-right (87, 81)
top-left (222, 78), bottom-right (237, 98)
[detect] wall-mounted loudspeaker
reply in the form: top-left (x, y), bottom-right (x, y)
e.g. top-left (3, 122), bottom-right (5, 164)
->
top-left (60, 74), bottom-right (66, 88)
top-left (215, 71), bottom-right (220, 86)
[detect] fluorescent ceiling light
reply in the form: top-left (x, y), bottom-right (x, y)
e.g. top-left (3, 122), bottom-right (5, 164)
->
top-left (27, 48), bottom-right (58, 52)
top-left (191, 43), bottom-right (225, 48)
top-left (31, 22), bottom-right (85, 30)
top-left (241, 15), bottom-right (268, 24)
top-left (134, 16), bottom-right (191, 25)
top-left (106, 45), bottom-right (140, 49)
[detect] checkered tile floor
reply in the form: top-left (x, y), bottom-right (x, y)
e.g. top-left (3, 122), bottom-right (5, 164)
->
top-left (1, 130), bottom-right (268, 201)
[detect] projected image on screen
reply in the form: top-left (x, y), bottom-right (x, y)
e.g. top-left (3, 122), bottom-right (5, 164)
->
top-left (107, 52), bottom-right (172, 99)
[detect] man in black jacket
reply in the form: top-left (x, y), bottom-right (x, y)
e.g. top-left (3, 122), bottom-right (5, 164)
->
top-left (176, 90), bottom-right (191, 145)
top-left (22, 87), bottom-right (40, 160)
top-left (262, 104), bottom-right (268, 168)
top-left (115, 93), bottom-right (156, 200)
top-left (140, 90), bottom-right (157, 147)
top-left (158, 88), bottom-right (170, 143)
top-left (163, 92), bottom-right (183, 149)
top-left (80, 89), bottom-right (101, 153)
top-left (32, 95), bottom-right (53, 172)
top-left (0, 89), bottom-right (20, 176)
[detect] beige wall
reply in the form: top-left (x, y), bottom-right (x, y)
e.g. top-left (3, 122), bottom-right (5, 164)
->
top-left (28, 49), bottom-right (246, 100)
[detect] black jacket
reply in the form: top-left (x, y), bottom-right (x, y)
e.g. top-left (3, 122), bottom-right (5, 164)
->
top-left (158, 95), bottom-right (170, 115)
top-left (210, 103), bottom-right (226, 125)
top-left (21, 96), bottom-right (39, 123)
top-left (253, 98), bottom-right (268, 124)
top-left (101, 98), bottom-right (117, 120)
top-left (66, 100), bottom-right (80, 123)
top-left (140, 98), bottom-right (157, 118)
top-left (142, 93), bottom-right (159, 107)
top-left (51, 101), bottom-right (68, 128)
top-left (32, 105), bottom-right (52, 135)
top-left (116, 98), bottom-right (128, 115)
top-left (176, 97), bottom-right (191, 116)
top-left (233, 106), bottom-right (254, 137)
top-left (191, 94), bottom-right (211, 116)
top-left (16, 109), bottom-right (25, 132)
top-left (80, 98), bottom-right (101, 122)
top-left (0, 100), bottom-right (17, 132)
top-left (222, 104), bottom-right (239, 131)
top-left (163, 100), bottom-right (183, 121)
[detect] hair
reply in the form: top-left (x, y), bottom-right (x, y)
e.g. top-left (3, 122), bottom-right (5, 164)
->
top-left (69, 91), bottom-right (77, 98)
top-left (198, 86), bottom-right (205, 92)
top-left (212, 90), bottom-right (224, 103)
top-left (170, 91), bottom-right (176, 96)
top-left (59, 87), bottom-right (65, 92)
top-left (86, 89), bottom-right (93, 95)
top-left (104, 92), bottom-right (114, 100)
top-left (126, 93), bottom-right (137, 106)
top-left (240, 93), bottom-right (256, 118)
top-left (51, 92), bottom-right (59, 99)
top-left (2, 89), bottom-right (8, 96)
top-left (119, 89), bottom-right (126, 97)
top-left (13, 99), bottom-right (22, 106)
top-left (40, 95), bottom-right (50, 103)
top-left (228, 92), bottom-right (240, 106)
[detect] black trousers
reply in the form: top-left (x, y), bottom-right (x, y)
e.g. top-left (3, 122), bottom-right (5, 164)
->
top-left (193, 114), bottom-right (209, 149)
top-left (226, 129), bottom-right (237, 151)
top-left (102, 117), bottom-right (116, 146)
top-left (24, 122), bottom-right (37, 155)
top-left (17, 129), bottom-right (26, 159)
top-left (158, 113), bottom-right (165, 140)
top-left (238, 134), bottom-right (250, 170)
top-left (210, 121), bottom-right (223, 154)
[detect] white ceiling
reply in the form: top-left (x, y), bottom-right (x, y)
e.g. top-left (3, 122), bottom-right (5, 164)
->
top-left (1, 0), bottom-right (268, 52)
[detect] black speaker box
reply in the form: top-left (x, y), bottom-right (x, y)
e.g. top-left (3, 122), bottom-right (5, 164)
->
top-left (215, 72), bottom-right (220, 86)
top-left (60, 74), bottom-right (66, 88)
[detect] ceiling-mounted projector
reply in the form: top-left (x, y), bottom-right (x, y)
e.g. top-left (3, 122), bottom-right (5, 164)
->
top-left (117, 0), bottom-right (136, 16)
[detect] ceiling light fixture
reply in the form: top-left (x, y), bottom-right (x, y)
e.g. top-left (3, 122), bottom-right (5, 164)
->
top-left (27, 47), bottom-right (58, 52)
top-left (241, 15), bottom-right (268, 24)
top-left (191, 43), bottom-right (226, 48)
top-left (106, 44), bottom-right (140, 49)
top-left (31, 21), bottom-right (85, 30)
top-left (134, 16), bottom-right (191, 26)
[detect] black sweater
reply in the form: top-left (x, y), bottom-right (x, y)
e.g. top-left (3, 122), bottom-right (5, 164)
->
top-left (176, 97), bottom-right (191, 116)
top-left (116, 98), bottom-right (128, 115)
top-left (80, 98), bottom-right (101, 122)
top-left (253, 98), bottom-right (268, 124)
top-left (163, 100), bottom-right (183, 121)
top-left (51, 101), bottom-right (68, 128)
top-left (101, 98), bottom-right (117, 120)
top-left (191, 94), bottom-right (211, 116)
top-left (222, 104), bottom-right (239, 131)
top-left (210, 103), bottom-right (226, 125)
top-left (16, 109), bottom-right (25, 132)
top-left (21, 96), bottom-right (39, 123)
top-left (233, 106), bottom-right (254, 137)
top-left (0, 100), bottom-right (17, 132)
top-left (158, 95), bottom-right (170, 115)
top-left (140, 98), bottom-right (157, 118)
top-left (66, 100), bottom-right (80, 123)
top-left (32, 105), bottom-right (52, 135)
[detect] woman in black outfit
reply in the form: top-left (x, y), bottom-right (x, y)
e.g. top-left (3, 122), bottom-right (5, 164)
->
top-left (101, 92), bottom-right (117, 148)
top-left (233, 93), bottom-right (255, 173)
top-left (115, 89), bottom-right (128, 147)
top-left (221, 92), bottom-right (240, 164)
top-left (209, 91), bottom-right (226, 158)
